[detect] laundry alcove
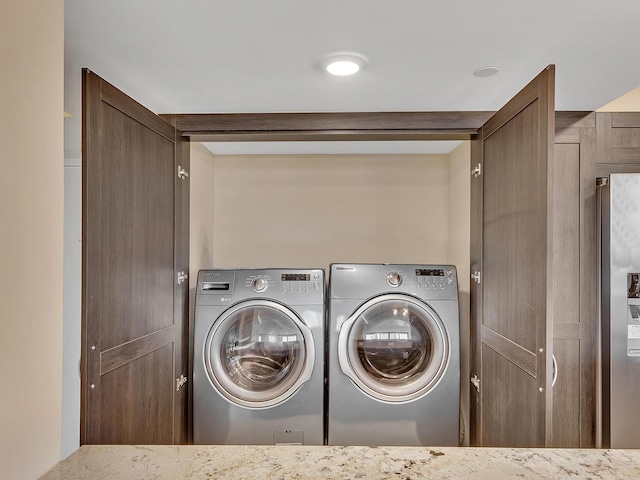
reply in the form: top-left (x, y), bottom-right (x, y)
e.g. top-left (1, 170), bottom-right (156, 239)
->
top-left (186, 141), bottom-right (473, 445)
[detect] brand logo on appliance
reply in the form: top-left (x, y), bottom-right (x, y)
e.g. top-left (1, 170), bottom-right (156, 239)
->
top-left (336, 266), bottom-right (356, 271)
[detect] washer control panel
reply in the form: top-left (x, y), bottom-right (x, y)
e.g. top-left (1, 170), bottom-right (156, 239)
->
top-left (197, 269), bottom-right (324, 306)
top-left (243, 270), bottom-right (323, 302)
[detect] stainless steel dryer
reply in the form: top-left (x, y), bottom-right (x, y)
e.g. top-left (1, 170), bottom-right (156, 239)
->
top-left (327, 264), bottom-right (460, 446)
top-left (193, 268), bottom-right (324, 445)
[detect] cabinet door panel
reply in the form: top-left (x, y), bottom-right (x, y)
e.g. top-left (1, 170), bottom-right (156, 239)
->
top-left (82, 69), bottom-right (188, 444)
top-left (471, 65), bottom-right (555, 447)
top-left (99, 344), bottom-right (174, 444)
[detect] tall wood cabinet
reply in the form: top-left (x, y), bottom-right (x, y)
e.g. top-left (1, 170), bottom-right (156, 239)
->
top-left (551, 112), bottom-right (598, 447)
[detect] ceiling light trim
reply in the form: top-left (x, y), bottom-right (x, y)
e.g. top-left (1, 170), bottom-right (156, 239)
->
top-left (474, 66), bottom-right (499, 78)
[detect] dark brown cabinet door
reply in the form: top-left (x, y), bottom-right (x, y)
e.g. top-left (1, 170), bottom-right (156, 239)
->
top-left (81, 69), bottom-right (188, 444)
top-left (470, 66), bottom-right (555, 447)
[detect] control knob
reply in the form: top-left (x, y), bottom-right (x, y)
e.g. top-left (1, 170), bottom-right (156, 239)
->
top-left (251, 277), bottom-right (268, 293)
top-left (387, 272), bottom-right (403, 287)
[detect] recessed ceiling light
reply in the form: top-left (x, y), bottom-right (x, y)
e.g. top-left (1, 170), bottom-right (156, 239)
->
top-left (327, 60), bottom-right (361, 76)
top-left (474, 66), bottom-right (499, 78)
top-left (316, 52), bottom-right (368, 76)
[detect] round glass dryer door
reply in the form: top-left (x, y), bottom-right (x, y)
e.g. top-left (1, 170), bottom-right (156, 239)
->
top-left (338, 293), bottom-right (449, 403)
top-left (204, 299), bottom-right (315, 408)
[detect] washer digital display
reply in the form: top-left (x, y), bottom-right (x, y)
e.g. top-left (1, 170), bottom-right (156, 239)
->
top-left (281, 274), bottom-right (311, 281)
top-left (415, 269), bottom-right (444, 277)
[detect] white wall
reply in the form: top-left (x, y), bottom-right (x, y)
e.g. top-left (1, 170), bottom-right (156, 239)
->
top-left (446, 141), bottom-right (471, 445)
top-left (0, 1), bottom-right (64, 478)
top-left (210, 154), bottom-right (451, 271)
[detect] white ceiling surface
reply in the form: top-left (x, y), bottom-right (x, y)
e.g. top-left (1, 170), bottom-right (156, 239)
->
top-left (64, 0), bottom-right (640, 157)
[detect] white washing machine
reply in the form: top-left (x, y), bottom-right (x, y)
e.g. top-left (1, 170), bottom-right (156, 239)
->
top-left (193, 268), bottom-right (324, 445)
top-left (327, 263), bottom-right (460, 446)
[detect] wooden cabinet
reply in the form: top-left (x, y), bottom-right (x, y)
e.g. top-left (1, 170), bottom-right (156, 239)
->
top-left (81, 70), bottom-right (189, 445)
top-left (81, 66), bottom-right (620, 448)
top-left (470, 66), bottom-right (556, 447)
top-left (596, 112), bottom-right (640, 173)
top-left (531, 111), bottom-right (640, 448)
top-left (551, 112), bottom-right (598, 447)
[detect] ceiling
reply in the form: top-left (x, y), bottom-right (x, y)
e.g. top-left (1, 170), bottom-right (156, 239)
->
top-left (64, 0), bottom-right (640, 158)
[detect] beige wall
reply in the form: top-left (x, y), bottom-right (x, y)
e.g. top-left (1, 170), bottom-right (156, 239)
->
top-left (189, 143), bottom-right (217, 309)
top-left (210, 154), bottom-right (451, 271)
top-left (597, 85), bottom-right (640, 112)
top-left (0, 1), bottom-right (64, 478)
top-left (446, 141), bottom-right (471, 445)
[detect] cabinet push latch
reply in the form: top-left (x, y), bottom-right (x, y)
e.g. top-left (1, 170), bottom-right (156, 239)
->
top-left (178, 165), bottom-right (189, 180)
top-left (471, 374), bottom-right (480, 393)
top-left (471, 271), bottom-right (481, 284)
top-left (176, 375), bottom-right (187, 392)
top-left (471, 163), bottom-right (482, 178)
top-left (178, 271), bottom-right (188, 284)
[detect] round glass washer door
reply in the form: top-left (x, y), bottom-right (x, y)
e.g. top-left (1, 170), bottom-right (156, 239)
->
top-left (338, 293), bottom-right (449, 403)
top-left (204, 299), bottom-right (315, 408)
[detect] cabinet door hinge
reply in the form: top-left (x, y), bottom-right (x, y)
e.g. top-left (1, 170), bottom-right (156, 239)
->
top-left (178, 165), bottom-right (189, 180)
top-left (177, 271), bottom-right (188, 284)
top-left (471, 163), bottom-right (482, 178)
top-left (176, 374), bottom-right (187, 392)
top-left (471, 270), bottom-right (481, 284)
top-left (471, 374), bottom-right (480, 393)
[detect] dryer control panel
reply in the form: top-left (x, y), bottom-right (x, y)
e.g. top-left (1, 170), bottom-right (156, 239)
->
top-left (330, 264), bottom-right (458, 301)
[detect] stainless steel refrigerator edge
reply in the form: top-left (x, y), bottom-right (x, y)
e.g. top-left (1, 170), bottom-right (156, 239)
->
top-left (600, 174), bottom-right (640, 449)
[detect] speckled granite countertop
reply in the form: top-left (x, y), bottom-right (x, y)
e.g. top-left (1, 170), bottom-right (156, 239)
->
top-left (41, 445), bottom-right (640, 479)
